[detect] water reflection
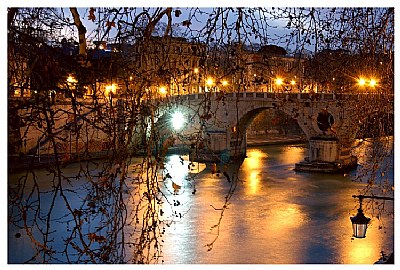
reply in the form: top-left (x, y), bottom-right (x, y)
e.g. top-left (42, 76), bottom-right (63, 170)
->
top-left (241, 149), bottom-right (266, 194)
top-left (159, 143), bottom-right (393, 264)
top-left (348, 240), bottom-right (379, 264)
top-left (8, 141), bottom-right (394, 264)
top-left (278, 145), bottom-right (305, 165)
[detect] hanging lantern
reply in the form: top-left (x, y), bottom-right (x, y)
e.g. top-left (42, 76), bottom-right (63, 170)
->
top-left (350, 194), bottom-right (393, 239)
top-left (350, 198), bottom-right (371, 238)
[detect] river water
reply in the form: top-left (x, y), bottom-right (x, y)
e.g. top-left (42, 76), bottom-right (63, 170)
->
top-left (8, 140), bottom-right (394, 264)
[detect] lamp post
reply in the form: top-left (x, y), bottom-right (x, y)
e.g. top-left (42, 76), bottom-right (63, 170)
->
top-left (275, 77), bottom-right (283, 92)
top-left (67, 75), bottom-right (77, 99)
top-left (290, 79), bottom-right (296, 92)
top-left (206, 77), bottom-right (214, 92)
top-left (105, 84), bottom-right (117, 105)
top-left (350, 195), bottom-right (394, 238)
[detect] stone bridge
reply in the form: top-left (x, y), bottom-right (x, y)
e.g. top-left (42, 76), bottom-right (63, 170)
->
top-left (154, 91), bottom-right (394, 172)
top-left (10, 91), bottom-right (393, 173)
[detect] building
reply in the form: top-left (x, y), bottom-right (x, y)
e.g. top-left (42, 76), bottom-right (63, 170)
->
top-left (128, 36), bottom-right (207, 96)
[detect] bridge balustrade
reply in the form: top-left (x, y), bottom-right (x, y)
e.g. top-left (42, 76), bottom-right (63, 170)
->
top-left (9, 91), bottom-right (393, 107)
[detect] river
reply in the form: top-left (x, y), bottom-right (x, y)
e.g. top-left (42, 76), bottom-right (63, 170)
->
top-left (8, 140), bottom-right (394, 264)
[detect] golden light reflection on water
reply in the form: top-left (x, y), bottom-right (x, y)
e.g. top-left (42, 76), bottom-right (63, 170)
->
top-left (348, 241), bottom-right (376, 263)
top-left (268, 204), bottom-right (306, 230)
top-left (133, 146), bottom-right (392, 264)
top-left (241, 149), bottom-right (266, 195)
top-left (206, 196), bottom-right (309, 263)
top-left (8, 143), bottom-right (393, 264)
top-left (278, 145), bottom-right (304, 164)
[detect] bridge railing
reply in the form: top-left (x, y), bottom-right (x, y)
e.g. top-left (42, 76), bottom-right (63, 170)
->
top-left (10, 91), bottom-right (393, 106)
top-left (162, 91), bottom-right (393, 103)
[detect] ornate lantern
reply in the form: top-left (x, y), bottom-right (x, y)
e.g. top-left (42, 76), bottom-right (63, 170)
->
top-left (350, 207), bottom-right (371, 238)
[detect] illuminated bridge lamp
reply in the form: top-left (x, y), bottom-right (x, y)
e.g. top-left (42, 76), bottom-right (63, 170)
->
top-left (369, 78), bottom-right (377, 87)
top-left (206, 78), bottom-right (214, 87)
top-left (275, 78), bottom-right (283, 85)
top-left (105, 84), bottom-right (117, 97)
top-left (222, 80), bottom-right (228, 86)
top-left (171, 111), bottom-right (185, 131)
top-left (357, 77), bottom-right (366, 87)
top-left (159, 86), bottom-right (167, 95)
top-left (67, 75), bottom-right (77, 84)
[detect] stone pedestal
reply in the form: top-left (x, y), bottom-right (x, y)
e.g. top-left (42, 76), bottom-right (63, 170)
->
top-left (295, 136), bottom-right (357, 173)
top-left (190, 129), bottom-right (246, 163)
top-left (308, 136), bottom-right (339, 162)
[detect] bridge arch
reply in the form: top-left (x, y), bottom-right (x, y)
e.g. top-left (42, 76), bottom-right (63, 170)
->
top-left (236, 106), bottom-right (305, 139)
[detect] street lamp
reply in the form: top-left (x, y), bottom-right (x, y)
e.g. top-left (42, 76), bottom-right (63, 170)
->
top-left (105, 84), bottom-right (117, 105)
top-left (105, 84), bottom-right (117, 97)
top-left (67, 75), bottom-right (77, 84)
top-left (171, 111), bottom-right (185, 131)
top-left (66, 75), bottom-right (78, 98)
top-left (350, 195), bottom-right (393, 238)
top-left (275, 77), bottom-right (284, 92)
top-left (159, 86), bottom-right (167, 95)
top-left (357, 77), bottom-right (366, 87)
top-left (350, 199), bottom-right (370, 239)
top-left (369, 78), bottom-right (377, 87)
top-left (206, 77), bottom-right (214, 92)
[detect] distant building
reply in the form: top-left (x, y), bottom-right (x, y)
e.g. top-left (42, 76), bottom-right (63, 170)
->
top-left (129, 36), bottom-right (207, 96)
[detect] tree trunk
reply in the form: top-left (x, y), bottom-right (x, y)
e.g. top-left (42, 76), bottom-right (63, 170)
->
top-left (70, 8), bottom-right (87, 60)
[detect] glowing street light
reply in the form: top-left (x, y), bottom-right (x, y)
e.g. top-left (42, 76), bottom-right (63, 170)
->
top-left (274, 77), bottom-right (284, 92)
top-left (222, 80), bottom-right (228, 86)
top-left (105, 84), bottom-right (117, 97)
top-left (159, 86), bottom-right (167, 95)
top-left (357, 77), bottom-right (366, 87)
top-left (67, 75), bottom-right (77, 84)
top-left (205, 77), bottom-right (214, 92)
top-left (206, 78), bottom-right (214, 86)
top-left (350, 203), bottom-right (371, 238)
top-left (350, 195), bottom-right (393, 238)
top-left (171, 111), bottom-right (185, 130)
top-left (369, 78), bottom-right (377, 87)
top-left (194, 68), bottom-right (199, 74)
top-left (290, 80), bottom-right (296, 85)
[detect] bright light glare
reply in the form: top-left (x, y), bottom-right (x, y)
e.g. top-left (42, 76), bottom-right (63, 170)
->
top-left (105, 84), bottom-right (117, 96)
top-left (206, 78), bottom-right (214, 86)
top-left (171, 111), bottom-right (185, 130)
top-left (358, 78), bottom-right (366, 86)
top-left (369, 79), bottom-right (377, 87)
top-left (159, 86), bottom-right (167, 94)
top-left (67, 76), bottom-right (77, 84)
top-left (276, 78), bottom-right (283, 85)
